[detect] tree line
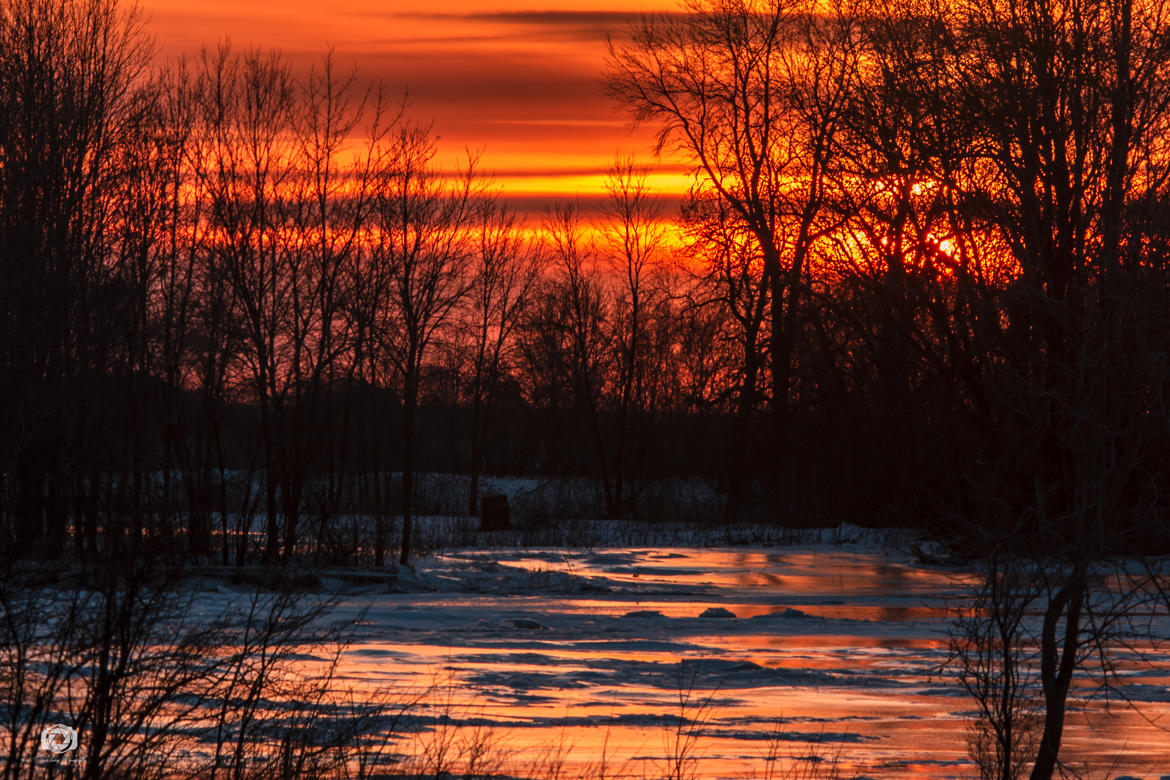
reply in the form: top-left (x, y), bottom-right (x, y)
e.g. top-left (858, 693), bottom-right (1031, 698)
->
top-left (0, 0), bottom-right (703, 566)
top-left (3, 0), bottom-right (1170, 572)
top-left (609, 0), bottom-right (1170, 548)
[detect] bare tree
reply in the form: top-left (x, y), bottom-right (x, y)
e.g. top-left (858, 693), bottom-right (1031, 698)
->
top-left (190, 44), bottom-right (397, 564)
top-left (607, 0), bottom-right (853, 509)
top-left (874, 0), bottom-right (1170, 773)
top-left (599, 158), bottom-right (669, 516)
top-left (372, 126), bottom-right (478, 564)
top-left (463, 199), bottom-right (539, 518)
top-left (145, 58), bottom-right (215, 559)
top-left (0, 0), bottom-right (153, 556)
top-left (544, 202), bottom-right (612, 506)
top-left (276, 50), bottom-right (394, 561)
top-left (680, 194), bottom-right (771, 521)
top-left (949, 556), bottom-right (1042, 780)
top-left (192, 44), bottom-right (298, 563)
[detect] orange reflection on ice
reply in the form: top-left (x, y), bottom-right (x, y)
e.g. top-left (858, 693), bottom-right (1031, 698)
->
top-left (308, 547), bottom-right (1170, 778)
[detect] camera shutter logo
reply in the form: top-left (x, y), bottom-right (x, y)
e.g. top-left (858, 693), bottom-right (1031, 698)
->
top-left (40, 724), bottom-right (78, 755)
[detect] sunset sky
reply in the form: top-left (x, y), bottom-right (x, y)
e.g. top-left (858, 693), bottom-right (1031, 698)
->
top-left (139, 0), bottom-right (690, 215)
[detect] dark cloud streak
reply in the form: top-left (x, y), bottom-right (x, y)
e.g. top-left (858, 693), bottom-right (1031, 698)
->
top-left (342, 9), bottom-right (688, 42)
top-left (398, 10), bottom-right (670, 26)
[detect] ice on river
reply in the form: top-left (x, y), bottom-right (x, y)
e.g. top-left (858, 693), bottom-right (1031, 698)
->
top-left (283, 544), bottom-right (1170, 779)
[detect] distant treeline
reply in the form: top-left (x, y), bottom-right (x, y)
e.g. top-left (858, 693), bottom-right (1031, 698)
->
top-left (2, 0), bottom-right (1170, 565)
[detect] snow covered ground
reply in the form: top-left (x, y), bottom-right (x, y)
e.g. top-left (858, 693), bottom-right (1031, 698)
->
top-left (203, 537), bottom-right (1170, 779)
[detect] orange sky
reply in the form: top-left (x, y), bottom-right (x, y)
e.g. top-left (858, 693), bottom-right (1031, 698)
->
top-left (138, 0), bottom-right (691, 216)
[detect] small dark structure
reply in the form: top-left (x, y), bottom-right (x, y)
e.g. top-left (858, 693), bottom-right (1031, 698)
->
top-left (480, 493), bottom-right (510, 531)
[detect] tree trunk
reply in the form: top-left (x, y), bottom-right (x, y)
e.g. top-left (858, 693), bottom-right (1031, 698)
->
top-left (400, 360), bottom-right (419, 566)
top-left (1029, 572), bottom-right (1084, 780)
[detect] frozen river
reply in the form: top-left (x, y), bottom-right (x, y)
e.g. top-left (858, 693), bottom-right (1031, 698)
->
top-left (320, 544), bottom-right (1170, 778)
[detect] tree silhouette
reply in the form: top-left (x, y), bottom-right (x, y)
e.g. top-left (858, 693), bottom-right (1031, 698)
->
top-left (606, 0), bottom-right (854, 510)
